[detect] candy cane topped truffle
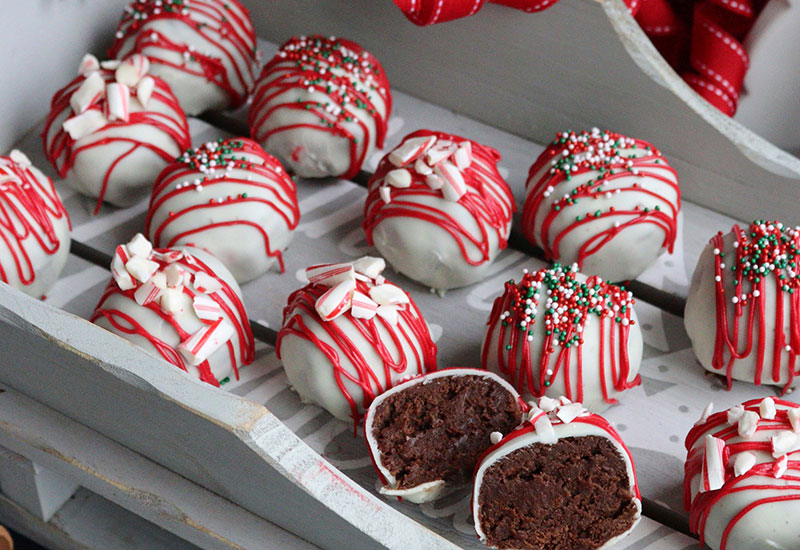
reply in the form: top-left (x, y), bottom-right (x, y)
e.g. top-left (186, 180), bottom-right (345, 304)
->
top-left (146, 137), bottom-right (299, 283)
top-left (685, 399), bottom-right (800, 550)
top-left (109, 0), bottom-right (258, 115)
top-left (249, 35), bottom-right (392, 179)
top-left (43, 53), bottom-right (190, 213)
top-left (92, 234), bottom-right (254, 386)
top-left (481, 264), bottom-right (643, 412)
top-left (364, 130), bottom-right (514, 291)
top-left (0, 151), bottom-right (71, 299)
top-left (276, 257), bottom-right (437, 426)
top-left (685, 220), bottom-right (800, 393)
top-left (522, 128), bottom-right (680, 282)
top-left (473, 397), bottom-right (641, 549)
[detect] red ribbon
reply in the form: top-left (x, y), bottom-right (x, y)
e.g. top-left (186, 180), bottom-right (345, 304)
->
top-left (391, 0), bottom-right (768, 116)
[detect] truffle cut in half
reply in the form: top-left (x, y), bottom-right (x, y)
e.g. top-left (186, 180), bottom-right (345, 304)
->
top-left (364, 368), bottom-right (525, 504)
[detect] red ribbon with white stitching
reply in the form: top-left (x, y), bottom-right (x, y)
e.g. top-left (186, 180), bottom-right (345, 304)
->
top-left (390, 0), bottom-right (766, 116)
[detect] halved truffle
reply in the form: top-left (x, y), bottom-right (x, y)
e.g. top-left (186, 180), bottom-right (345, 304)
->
top-left (364, 368), bottom-right (525, 503)
top-left (473, 398), bottom-right (641, 549)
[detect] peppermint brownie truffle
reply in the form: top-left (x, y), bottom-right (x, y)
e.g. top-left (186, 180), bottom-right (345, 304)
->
top-left (685, 398), bottom-right (800, 550)
top-left (43, 54), bottom-right (190, 213)
top-left (276, 257), bottom-right (437, 424)
top-left (249, 35), bottom-right (392, 179)
top-left (482, 264), bottom-right (643, 412)
top-left (474, 397), bottom-right (641, 550)
top-left (685, 221), bottom-right (800, 392)
top-left (521, 128), bottom-right (680, 282)
top-left (109, 0), bottom-right (258, 115)
top-left (146, 137), bottom-right (300, 283)
top-left (92, 234), bottom-right (254, 386)
top-left (0, 150), bottom-right (71, 299)
top-left (364, 368), bottom-right (525, 503)
top-left (364, 130), bottom-right (515, 291)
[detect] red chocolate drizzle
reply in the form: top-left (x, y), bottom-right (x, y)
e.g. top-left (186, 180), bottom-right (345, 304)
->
top-left (42, 68), bottom-right (191, 214)
top-left (108, 0), bottom-right (257, 108)
top-left (249, 35), bottom-right (392, 180)
top-left (684, 399), bottom-right (800, 550)
top-left (708, 221), bottom-right (800, 392)
top-left (482, 265), bottom-right (640, 405)
top-left (363, 130), bottom-right (515, 267)
top-left (521, 129), bottom-right (680, 272)
top-left (145, 137), bottom-right (300, 272)
top-left (91, 249), bottom-right (254, 386)
top-left (276, 277), bottom-right (437, 427)
top-left (0, 158), bottom-right (70, 291)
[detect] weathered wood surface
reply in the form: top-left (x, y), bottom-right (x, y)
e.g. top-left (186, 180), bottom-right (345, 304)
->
top-left (243, 0), bottom-right (799, 223)
top-left (0, 384), bottom-right (317, 550)
top-left (0, 489), bottom-right (198, 550)
top-left (0, 447), bottom-right (79, 522)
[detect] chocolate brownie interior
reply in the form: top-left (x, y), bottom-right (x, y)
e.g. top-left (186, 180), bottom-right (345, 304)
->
top-left (372, 375), bottom-right (522, 489)
top-left (478, 435), bottom-right (637, 550)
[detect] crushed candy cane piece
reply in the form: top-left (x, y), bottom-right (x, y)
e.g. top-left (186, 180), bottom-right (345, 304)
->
top-left (700, 434), bottom-right (726, 492)
top-left (315, 279), bottom-right (356, 321)
top-left (134, 278), bottom-right (163, 306)
top-left (105, 83), bottom-right (130, 122)
top-left (63, 109), bottom-right (108, 140)
top-left (352, 256), bottom-right (385, 279)
top-left (115, 54), bottom-right (150, 87)
top-left (111, 245), bottom-right (135, 290)
top-left (193, 294), bottom-right (223, 321)
top-left (350, 291), bottom-right (379, 319)
top-left (760, 397), bottom-right (777, 419)
top-left (376, 304), bottom-right (399, 325)
top-left (70, 72), bottom-right (105, 114)
top-left (386, 168), bottom-right (412, 188)
top-left (78, 53), bottom-right (100, 75)
top-left (733, 451), bottom-right (756, 477)
top-left (193, 271), bottom-right (223, 294)
top-left (136, 76), bottom-right (155, 107)
top-left (178, 317), bottom-right (234, 365)
top-left (771, 432), bottom-right (800, 457)
top-left (125, 255), bottom-right (159, 283)
top-left (388, 135), bottom-right (436, 167)
top-left (9, 150), bottom-right (31, 167)
top-left (306, 262), bottom-right (355, 286)
top-left (556, 402), bottom-right (585, 424)
top-left (369, 283), bottom-right (409, 305)
top-left (738, 410), bottom-right (760, 438)
top-left (126, 233), bottom-right (153, 257)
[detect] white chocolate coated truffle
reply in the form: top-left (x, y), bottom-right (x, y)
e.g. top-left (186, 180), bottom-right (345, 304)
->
top-left (249, 35), bottom-right (391, 179)
top-left (92, 235), bottom-right (254, 386)
top-left (43, 55), bottom-right (190, 212)
top-left (276, 258), bottom-right (437, 424)
top-left (0, 151), bottom-right (71, 299)
top-left (364, 130), bottom-right (515, 291)
top-left (146, 137), bottom-right (299, 283)
top-left (473, 399), bottom-right (641, 549)
top-left (685, 398), bottom-right (800, 550)
top-left (521, 128), bottom-right (680, 282)
top-left (109, 0), bottom-right (258, 115)
top-left (481, 264), bottom-right (642, 412)
top-left (685, 221), bottom-right (800, 391)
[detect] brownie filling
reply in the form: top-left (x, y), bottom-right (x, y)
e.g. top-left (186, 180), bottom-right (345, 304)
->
top-left (372, 375), bottom-right (522, 489)
top-left (478, 435), bottom-right (637, 550)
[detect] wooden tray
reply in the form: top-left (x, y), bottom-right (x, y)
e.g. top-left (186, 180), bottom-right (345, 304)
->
top-left (1, 1), bottom-right (797, 547)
